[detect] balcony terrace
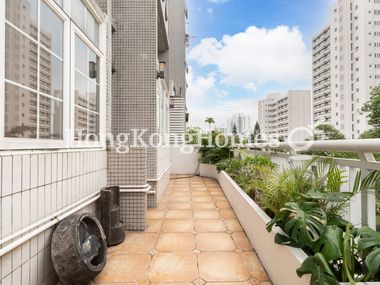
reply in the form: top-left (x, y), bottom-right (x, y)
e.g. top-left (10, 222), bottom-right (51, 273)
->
top-left (94, 176), bottom-right (271, 284)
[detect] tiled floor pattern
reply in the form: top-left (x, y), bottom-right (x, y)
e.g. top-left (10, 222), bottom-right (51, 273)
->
top-left (94, 176), bottom-right (271, 285)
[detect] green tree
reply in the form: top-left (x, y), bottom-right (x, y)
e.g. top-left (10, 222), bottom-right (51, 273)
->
top-left (204, 117), bottom-right (215, 131)
top-left (361, 86), bottom-right (380, 138)
top-left (314, 124), bottom-right (345, 141)
top-left (251, 121), bottom-right (261, 142)
top-left (232, 123), bottom-right (237, 136)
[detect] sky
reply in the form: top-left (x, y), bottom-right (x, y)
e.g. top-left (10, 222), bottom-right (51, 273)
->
top-left (186, 0), bottom-right (334, 130)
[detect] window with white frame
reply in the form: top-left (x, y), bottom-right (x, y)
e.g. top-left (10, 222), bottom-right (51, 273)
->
top-left (2, 0), bottom-right (105, 148)
top-left (72, 0), bottom-right (99, 47)
top-left (4, 0), bottom-right (64, 140)
top-left (73, 34), bottom-right (100, 141)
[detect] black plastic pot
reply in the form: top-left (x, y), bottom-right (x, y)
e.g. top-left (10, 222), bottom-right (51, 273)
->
top-left (100, 186), bottom-right (125, 246)
top-left (51, 213), bottom-right (107, 285)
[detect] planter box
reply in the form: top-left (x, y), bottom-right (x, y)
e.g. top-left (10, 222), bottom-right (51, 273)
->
top-left (217, 171), bottom-right (310, 285)
top-left (199, 163), bottom-right (219, 179)
top-left (217, 170), bottom-right (380, 285)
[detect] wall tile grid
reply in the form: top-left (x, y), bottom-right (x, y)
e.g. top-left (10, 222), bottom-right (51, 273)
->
top-left (120, 192), bottom-right (147, 231)
top-left (111, 0), bottom-right (171, 202)
top-left (107, 147), bottom-right (147, 186)
top-left (0, 150), bottom-right (107, 285)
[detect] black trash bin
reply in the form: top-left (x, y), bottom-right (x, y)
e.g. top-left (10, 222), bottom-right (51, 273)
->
top-left (100, 186), bottom-right (126, 246)
top-left (51, 213), bottom-right (107, 285)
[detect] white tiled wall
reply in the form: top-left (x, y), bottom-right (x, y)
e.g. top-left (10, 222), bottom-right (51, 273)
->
top-left (0, 149), bottom-right (107, 285)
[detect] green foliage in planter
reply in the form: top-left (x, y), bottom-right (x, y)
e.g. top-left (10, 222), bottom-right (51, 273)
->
top-left (265, 166), bottom-right (380, 285)
top-left (267, 202), bottom-right (328, 247)
top-left (358, 227), bottom-right (380, 279)
top-left (198, 130), bottom-right (232, 164)
top-left (216, 155), bottom-right (276, 200)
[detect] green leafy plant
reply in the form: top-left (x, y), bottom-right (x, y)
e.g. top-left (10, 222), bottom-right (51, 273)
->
top-left (358, 226), bottom-right (380, 279)
top-left (198, 130), bottom-right (232, 164)
top-left (216, 155), bottom-right (275, 200)
top-left (258, 160), bottom-right (316, 215)
top-left (267, 202), bottom-right (328, 247)
top-left (297, 253), bottom-right (340, 285)
top-left (266, 165), bottom-right (380, 284)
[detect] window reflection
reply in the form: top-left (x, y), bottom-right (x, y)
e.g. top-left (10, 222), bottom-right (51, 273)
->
top-left (5, 0), bottom-right (38, 40)
top-left (39, 96), bottom-right (63, 139)
top-left (75, 107), bottom-right (88, 140)
top-left (88, 113), bottom-right (99, 140)
top-left (40, 1), bottom-right (64, 57)
top-left (72, 0), bottom-right (99, 47)
top-left (4, 0), bottom-right (64, 140)
top-left (88, 81), bottom-right (99, 112)
top-left (75, 36), bottom-right (88, 74)
top-left (88, 49), bottom-right (100, 82)
top-left (72, 0), bottom-right (86, 32)
top-left (4, 83), bottom-right (37, 138)
top-left (74, 36), bottom-right (100, 141)
top-left (40, 48), bottom-right (63, 99)
top-left (75, 71), bottom-right (88, 108)
top-left (86, 12), bottom-right (99, 46)
top-left (5, 24), bottom-right (38, 90)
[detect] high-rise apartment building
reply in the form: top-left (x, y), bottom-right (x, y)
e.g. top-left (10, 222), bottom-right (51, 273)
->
top-left (312, 26), bottom-right (332, 126)
top-left (227, 113), bottom-right (252, 135)
top-left (258, 92), bottom-right (282, 137)
top-left (258, 91), bottom-right (312, 141)
top-left (313, 0), bottom-right (380, 139)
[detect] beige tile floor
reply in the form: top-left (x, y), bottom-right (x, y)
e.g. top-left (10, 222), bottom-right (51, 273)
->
top-left (94, 176), bottom-right (271, 285)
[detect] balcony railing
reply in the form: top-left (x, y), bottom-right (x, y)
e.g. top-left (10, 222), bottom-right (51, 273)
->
top-left (245, 138), bottom-right (380, 229)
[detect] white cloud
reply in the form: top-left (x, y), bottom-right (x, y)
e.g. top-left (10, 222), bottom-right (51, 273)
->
top-left (244, 82), bottom-right (257, 93)
top-left (187, 66), bottom-right (216, 98)
top-left (188, 25), bottom-right (311, 88)
top-left (208, 0), bottom-right (228, 3)
top-left (215, 90), bottom-right (229, 98)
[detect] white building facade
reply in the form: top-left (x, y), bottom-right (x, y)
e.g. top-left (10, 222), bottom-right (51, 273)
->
top-left (313, 0), bottom-right (380, 139)
top-left (258, 91), bottom-right (312, 141)
top-left (227, 113), bottom-right (252, 135)
top-left (312, 26), bottom-right (332, 126)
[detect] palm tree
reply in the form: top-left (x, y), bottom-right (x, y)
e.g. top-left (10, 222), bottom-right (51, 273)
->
top-left (204, 117), bottom-right (215, 131)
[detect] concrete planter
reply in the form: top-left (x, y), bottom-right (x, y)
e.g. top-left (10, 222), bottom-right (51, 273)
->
top-left (199, 163), bottom-right (219, 179)
top-left (217, 170), bottom-right (380, 285)
top-left (217, 171), bottom-right (310, 285)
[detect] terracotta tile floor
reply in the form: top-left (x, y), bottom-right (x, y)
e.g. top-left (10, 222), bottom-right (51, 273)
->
top-left (94, 176), bottom-right (271, 285)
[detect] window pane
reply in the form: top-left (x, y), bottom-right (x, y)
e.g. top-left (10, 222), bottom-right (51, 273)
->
top-left (5, 0), bottom-right (38, 40)
top-left (75, 36), bottom-right (88, 74)
top-left (88, 49), bottom-right (99, 83)
top-left (86, 11), bottom-right (99, 46)
top-left (72, 0), bottom-right (86, 32)
top-left (88, 113), bottom-right (99, 140)
top-left (5, 24), bottom-right (38, 90)
top-left (74, 107), bottom-right (88, 141)
top-left (75, 71), bottom-right (88, 108)
top-left (40, 1), bottom-right (63, 57)
top-left (4, 83), bottom-right (37, 138)
top-left (39, 96), bottom-right (63, 139)
top-left (40, 48), bottom-right (63, 99)
top-left (88, 81), bottom-right (99, 112)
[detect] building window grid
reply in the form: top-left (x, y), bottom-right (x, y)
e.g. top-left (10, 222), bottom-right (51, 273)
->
top-left (1, 0), bottom-right (105, 149)
top-left (73, 33), bottom-right (100, 142)
top-left (4, 0), bottom-right (65, 141)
